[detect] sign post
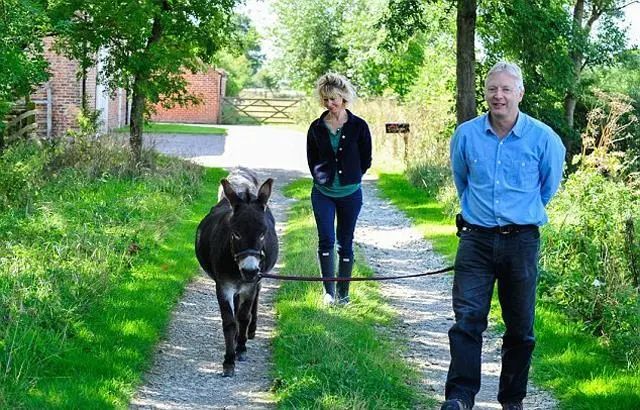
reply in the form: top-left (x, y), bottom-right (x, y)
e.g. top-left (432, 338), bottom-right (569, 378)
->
top-left (385, 122), bottom-right (411, 164)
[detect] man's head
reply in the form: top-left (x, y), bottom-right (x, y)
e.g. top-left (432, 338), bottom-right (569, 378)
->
top-left (484, 61), bottom-right (524, 121)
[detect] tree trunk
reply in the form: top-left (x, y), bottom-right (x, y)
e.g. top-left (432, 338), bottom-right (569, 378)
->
top-left (456, 0), bottom-right (477, 125)
top-left (565, 0), bottom-right (585, 131)
top-left (129, 83), bottom-right (145, 165)
top-left (128, 7), bottom-right (166, 165)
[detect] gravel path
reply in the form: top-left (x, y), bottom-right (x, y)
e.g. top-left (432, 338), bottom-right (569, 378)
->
top-left (130, 125), bottom-right (556, 409)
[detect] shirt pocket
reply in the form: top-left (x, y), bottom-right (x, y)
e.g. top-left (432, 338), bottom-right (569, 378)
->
top-left (506, 159), bottom-right (539, 189)
top-left (468, 153), bottom-right (492, 184)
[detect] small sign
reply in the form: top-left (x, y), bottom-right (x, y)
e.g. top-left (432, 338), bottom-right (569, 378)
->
top-left (385, 122), bottom-right (410, 133)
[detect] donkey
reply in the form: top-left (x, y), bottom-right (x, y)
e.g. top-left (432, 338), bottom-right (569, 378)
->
top-left (195, 168), bottom-right (278, 377)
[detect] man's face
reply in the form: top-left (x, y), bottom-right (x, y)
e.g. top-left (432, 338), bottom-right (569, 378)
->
top-left (484, 71), bottom-right (524, 120)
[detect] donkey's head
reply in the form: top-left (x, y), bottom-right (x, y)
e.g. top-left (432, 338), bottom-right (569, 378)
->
top-left (221, 177), bottom-right (274, 283)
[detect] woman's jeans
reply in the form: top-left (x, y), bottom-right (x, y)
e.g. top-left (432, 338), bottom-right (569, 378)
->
top-left (445, 227), bottom-right (540, 406)
top-left (311, 186), bottom-right (362, 259)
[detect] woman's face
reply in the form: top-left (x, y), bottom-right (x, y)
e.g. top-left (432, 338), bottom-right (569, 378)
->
top-left (322, 93), bottom-right (346, 113)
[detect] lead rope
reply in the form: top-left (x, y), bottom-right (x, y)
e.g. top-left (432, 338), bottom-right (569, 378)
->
top-left (258, 265), bottom-right (454, 282)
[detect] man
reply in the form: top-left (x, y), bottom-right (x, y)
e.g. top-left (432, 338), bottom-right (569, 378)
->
top-left (442, 61), bottom-right (565, 410)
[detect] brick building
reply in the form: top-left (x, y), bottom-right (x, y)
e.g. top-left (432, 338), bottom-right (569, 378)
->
top-left (32, 37), bottom-right (226, 138)
top-left (150, 68), bottom-right (226, 124)
top-left (32, 37), bottom-right (127, 138)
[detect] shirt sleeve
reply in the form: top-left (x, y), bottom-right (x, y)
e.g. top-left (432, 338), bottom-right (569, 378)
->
top-left (539, 131), bottom-right (566, 206)
top-left (450, 127), bottom-right (468, 201)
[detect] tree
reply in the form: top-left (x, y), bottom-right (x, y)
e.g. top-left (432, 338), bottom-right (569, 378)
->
top-left (0, 0), bottom-right (49, 132)
top-left (564, 0), bottom-right (631, 130)
top-left (271, 0), bottom-right (440, 97)
top-left (479, 0), bottom-right (631, 151)
top-left (455, 0), bottom-right (476, 124)
top-left (212, 13), bottom-right (264, 96)
top-left (271, 0), bottom-right (349, 91)
top-left (380, 0), bottom-right (476, 122)
top-left (51, 0), bottom-right (240, 163)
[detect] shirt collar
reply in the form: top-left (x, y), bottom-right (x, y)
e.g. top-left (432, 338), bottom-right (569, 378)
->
top-left (483, 111), bottom-right (525, 138)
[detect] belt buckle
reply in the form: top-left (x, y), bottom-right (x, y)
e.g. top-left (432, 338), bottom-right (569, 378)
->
top-left (498, 225), bottom-right (512, 235)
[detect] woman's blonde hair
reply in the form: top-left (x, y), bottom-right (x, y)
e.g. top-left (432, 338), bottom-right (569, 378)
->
top-left (315, 73), bottom-right (357, 107)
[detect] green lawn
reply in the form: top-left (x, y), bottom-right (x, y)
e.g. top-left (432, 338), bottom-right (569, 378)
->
top-left (375, 171), bottom-right (640, 410)
top-left (114, 122), bottom-right (227, 135)
top-left (271, 178), bottom-right (435, 409)
top-left (376, 172), bottom-right (458, 262)
top-left (1, 149), bottom-right (226, 408)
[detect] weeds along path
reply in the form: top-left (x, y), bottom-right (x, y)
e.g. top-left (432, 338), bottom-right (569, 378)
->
top-left (355, 180), bottom-right (557, 410)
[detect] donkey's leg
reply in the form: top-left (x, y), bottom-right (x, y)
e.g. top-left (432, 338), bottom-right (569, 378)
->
top-left (248, 283), bottom-right (261, 339)
top-left (236, 287), bottom-right (258, 361)
top-left (216, 286), bottom-right (238, 377)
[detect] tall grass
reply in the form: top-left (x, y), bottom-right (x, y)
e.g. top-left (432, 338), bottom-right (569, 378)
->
top-left (0, 130), bottom-right (225, 407)
top-left (272, 178), bottom-right (435, 409)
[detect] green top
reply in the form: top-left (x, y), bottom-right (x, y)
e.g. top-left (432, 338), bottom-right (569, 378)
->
top-left (314, 124), bottom-right (361, 198)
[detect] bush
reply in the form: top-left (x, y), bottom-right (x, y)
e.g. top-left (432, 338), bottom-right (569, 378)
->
top-left (541, 167), bottom-right (640, 367)
top-left (0, 120), bottom-right (204, 405)
top-left (540, 93), bottom-right (640, 368)
top-left (0, 140), bottom-right (50, 207)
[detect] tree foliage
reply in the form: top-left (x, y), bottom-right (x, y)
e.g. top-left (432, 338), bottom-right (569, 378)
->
top-left (271, 0), bottom-right (350, 91)
top-left (0, 0), bottom-right (49, 128)
top-left (50, 0), bottom-right (240, 163)
top-left (271, 0), bottom-right (453, 98)
top-left (212, 13), bottom-right (264, 96)
top-left (478, 0), bottom-right (630, 152)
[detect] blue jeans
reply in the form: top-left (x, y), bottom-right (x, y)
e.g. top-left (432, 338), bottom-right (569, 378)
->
top-left (311, 186), bottom-right (362, 259)
top-left (445, 227), bottom-right (540, 406)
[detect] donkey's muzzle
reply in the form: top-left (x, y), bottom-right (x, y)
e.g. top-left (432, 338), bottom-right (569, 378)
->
top-left (234, 248), bottom-right (264, 282)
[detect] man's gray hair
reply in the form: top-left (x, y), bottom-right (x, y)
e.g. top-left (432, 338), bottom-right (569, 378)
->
top-left (485, 61), bottom-right (524, 91)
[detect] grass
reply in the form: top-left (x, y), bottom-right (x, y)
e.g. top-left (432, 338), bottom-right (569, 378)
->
top-left (375, 171), bottom-right (640, 409)
top-left (272, 178), bottom-right (436, 409)
top-left (0, 139), bottom-right (227, 408)
top-left (376, 172), bottom-right (458, 262)
top-left (114, 122), bottom-right (227, 135)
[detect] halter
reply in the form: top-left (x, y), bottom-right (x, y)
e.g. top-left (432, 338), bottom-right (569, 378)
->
top-left (232, 248), bottom-right (265, 264)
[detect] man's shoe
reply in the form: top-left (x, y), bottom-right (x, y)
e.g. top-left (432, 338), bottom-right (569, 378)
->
top-left (502, 403), bottom-right (523, 410)
top-left (440, 399), bottom-right (471, 410)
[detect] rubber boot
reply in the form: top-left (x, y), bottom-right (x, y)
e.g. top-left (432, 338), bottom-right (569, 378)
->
top-left (336, 256), bottom-right (354, 304)
top-left (318, 251), bottom-right (335, 299)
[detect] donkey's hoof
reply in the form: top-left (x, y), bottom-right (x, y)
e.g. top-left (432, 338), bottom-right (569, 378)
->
top-left (237, 350), bottom-right (248, 362)
top-left (222, 365), bottom-right (235, 377)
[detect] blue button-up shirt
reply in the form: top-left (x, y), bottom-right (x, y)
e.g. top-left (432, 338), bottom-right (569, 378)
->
top-left (450, 112), bottom-right (566, 227)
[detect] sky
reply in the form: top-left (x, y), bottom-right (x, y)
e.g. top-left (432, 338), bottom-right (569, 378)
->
top-left (238, 0), bottom-right (640, 61)
top-left (624, 2), bottom-right (640, 47)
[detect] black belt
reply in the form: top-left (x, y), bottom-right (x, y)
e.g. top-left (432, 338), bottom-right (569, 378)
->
top-left (462, 222), bottom-right (538, 235)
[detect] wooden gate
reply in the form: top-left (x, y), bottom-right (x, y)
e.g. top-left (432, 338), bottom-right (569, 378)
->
top-left (222, 97), bottom-right (302, 124)
top-left (1, 104), bottom-right (37, 149)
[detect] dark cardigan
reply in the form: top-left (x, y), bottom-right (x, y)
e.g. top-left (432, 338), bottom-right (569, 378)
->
top-left (306, 109), bottom-right (372, 186)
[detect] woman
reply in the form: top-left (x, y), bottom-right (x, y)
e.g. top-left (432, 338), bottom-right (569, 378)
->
top-left (306, 73), bottom-right (372, 305)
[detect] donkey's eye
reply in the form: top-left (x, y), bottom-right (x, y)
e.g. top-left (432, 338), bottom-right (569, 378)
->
top-left (231, 232), bottom-right (241, 240)
top-left (259, 234), bottom-right (265, 242)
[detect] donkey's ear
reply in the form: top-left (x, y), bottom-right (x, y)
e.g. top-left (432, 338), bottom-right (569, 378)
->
top-left (257, 178), bottom-right (273, 207)
top-left (221, 179), bottom-right (240, 207)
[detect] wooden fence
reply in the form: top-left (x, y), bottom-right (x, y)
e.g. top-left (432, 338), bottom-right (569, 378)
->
top-left (1, 104), bottom-right (37, 149)
top-left (222, 97), bottom-right (302, 124)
